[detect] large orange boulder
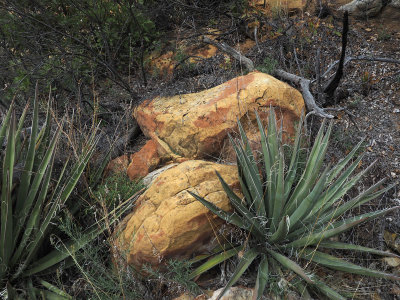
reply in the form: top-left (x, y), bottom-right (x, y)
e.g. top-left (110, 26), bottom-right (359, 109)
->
top-left (114, 160), bottom-right (240, 270)
top-left (134, 71), bottom-right (304, 163)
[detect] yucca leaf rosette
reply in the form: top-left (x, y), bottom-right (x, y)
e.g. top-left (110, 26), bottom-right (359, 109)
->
top-left (189, 108), bottom-right (399, 300)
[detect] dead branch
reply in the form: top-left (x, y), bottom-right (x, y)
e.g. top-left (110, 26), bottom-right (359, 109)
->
top-left (274, 69), bottom-right (334, 118)
top-left (323, 11), bottom-right (349, 97)
top-left (320, 56), bottom-right (400, 80)
top-left (202, 36), bottom-right (254, 71)
top-left (202, 35), bottom-right (334, 118)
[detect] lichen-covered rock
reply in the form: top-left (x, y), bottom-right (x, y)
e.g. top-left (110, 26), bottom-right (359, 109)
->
top-left (115, 160), bottom-right (240, 270)
top-left (127, 140), bottom-right (161, 180)
top-left (134, 71), bottom-right (304, 163)
top-left (389, 0), bottom-right (400, 8)
top-left (142, 163), bottom-right (178, 187)
top-left (339, 0), bottom-right (383, 17)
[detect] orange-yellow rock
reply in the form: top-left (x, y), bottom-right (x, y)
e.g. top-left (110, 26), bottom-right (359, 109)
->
top-left (250, 0), bottom-right (306, 12)
top-left (134, 71), bottom-right (304, 162)
top-left (127, 140), bottom-right (161, 180)
top-left (115, 160), bottom-right (240, 270)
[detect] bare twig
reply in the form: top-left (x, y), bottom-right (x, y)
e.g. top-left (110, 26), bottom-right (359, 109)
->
top-left (320, 56), bottom-right (400, 81)
top-left (293, 47), bottom-right (303, 77)
top-left (315, 48), bottom-right (323, 103)
top-left (201, 35), bottom-right (333, 118)
top-left (323, 11), bottom-right (349, 96)
top-left (254, 26), bottom-right (261, 53)
top-left (202, 36), bottom-right (254, 71)
top-left (274, 69), bottom-right (334, 118)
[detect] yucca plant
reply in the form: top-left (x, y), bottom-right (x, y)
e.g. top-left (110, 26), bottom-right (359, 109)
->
top-left (0, 85), bottom-right (132, 298)
top-left (189, 108), bottom-right (399, 299)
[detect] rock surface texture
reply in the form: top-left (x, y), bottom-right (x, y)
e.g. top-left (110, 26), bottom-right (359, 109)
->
top-left (389, 0), bottom-right (400, 8)
top-left (115, 160), bottom-right (240, 270)
top-left (127, 139), bottom-right (161, 180)
top-left (250, 0), bottom-right (306, 12)
top-left (339, 0), bottom-right (383, 17)
top-left (130, 71), bottom-right (304, 179)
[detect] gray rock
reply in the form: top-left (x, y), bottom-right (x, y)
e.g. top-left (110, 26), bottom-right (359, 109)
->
top-left (389, 0), bottom-right (400, 8)
top-left (142, 163), bottom-right (178, 186)
top-left (339, 0), bottom-right (383, 17)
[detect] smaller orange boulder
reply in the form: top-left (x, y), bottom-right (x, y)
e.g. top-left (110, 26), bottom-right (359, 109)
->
top-left (114, 160), bottom-right (240, 270)
top-left (127, 140), bottom-right (161, 180)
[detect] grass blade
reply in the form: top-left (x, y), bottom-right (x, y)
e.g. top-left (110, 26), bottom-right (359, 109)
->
top-left (309, 157), bottom-right (374, 219)
top-left (216, 171), bottom-right (265, 237)
top-left (0, 101), bottom-right (13, 148)
top-left (39, 279), bottom-right (73, 299)
top-left (289, 165), bottom-right (329, 229)
top-left (254, 254), bottom-right (268, 300)
top-left (301, 249), bottom-right (400, 280)
top-left (317, 179), bottom-right (393, 225)
top-left (0, 111), bottom-right (16, 277)
top-left (284, 113), bottom-right (304, 200)
top-left (312, 277), bottom-right (345, 300)
top-left (23, 136), bottom-right (98, 271)
top-left (318, 241), bottom-right (400, 258)
top-left (13, 127), bottom-right (61, 245)
top-left (188, 191), bottom-right (259, 236)
top-left (266, 108), bottom-right (279, 220)
top-left (271, 150), bottom-right (285, 232)
top-left (266, 248), bottom-right (313, 284)
top-left (11, 153), bottom-right (54, 265)
top-left (189, 246), bottom-right (243, 279)
top-left (285, 120), bottom-right (331, 215)
top-left (327, 138), bottom-right (365, 182)
top-left (216, 248), bottom-right (259, 300)
top-left (285, 207), bottom-right (400, 248)
top-left (255, 111), bottom-right (271, 216)
top-left (16, 84), bottom-right (39, 214)
top-left (231, 138), bottom-right (265, 216)
top-left (25, 194), bottom-right (129, 276)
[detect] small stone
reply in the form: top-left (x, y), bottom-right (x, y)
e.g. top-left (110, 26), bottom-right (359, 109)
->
top-left (383, 256), bottom-right (400, 267)
top-left (208, 287), bottom-right (254, 300)
top-left (391, 284), bottom-right (400, 295)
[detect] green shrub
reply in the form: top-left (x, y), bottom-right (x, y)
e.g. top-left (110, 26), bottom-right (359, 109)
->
top-left (189, 109), bottom-right (399, 299)
top-left (0, 0), bottom-right (159, 104)
top-left (257, 57), bottom-right (278, 75)
top-left (93, 173), bottom-right (144, 210)
top-left (0, 86), bottom-right (131, 297)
